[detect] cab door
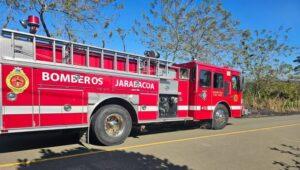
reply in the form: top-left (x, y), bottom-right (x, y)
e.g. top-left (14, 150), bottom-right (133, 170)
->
top-left (189, 65), bottom-right (213, 120)
top-left (211, 71), bottom-right (225, 106)
top-left (196, 67), bottom-right (213, 119)
top-left (230, 74), bottom-right (242, 117)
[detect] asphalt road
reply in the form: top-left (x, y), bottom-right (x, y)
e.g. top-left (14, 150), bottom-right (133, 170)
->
top-left (0, 115), bottom-right (299, 170)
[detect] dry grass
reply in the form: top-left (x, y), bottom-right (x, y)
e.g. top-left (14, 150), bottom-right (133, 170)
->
top-left (245, 96), bottom-right (300, 113)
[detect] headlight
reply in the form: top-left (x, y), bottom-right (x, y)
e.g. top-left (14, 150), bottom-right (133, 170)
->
top-left (7, 92), bottom-right (17, 101)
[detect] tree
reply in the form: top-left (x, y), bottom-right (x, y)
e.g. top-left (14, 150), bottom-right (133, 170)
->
top-left (294, 56), bottom-right (300, 73)
top-left (116, 27), bottom-right (128, 52)
top-left (133, 0), bottom-right (239, 62)
top-left (232, 28), bottom-right (295, 82)
top-left (293, 56), bottom-right (300, 80)
top-left (182, 0), bottom-right (238, 63)
top-left (231, 28), bottom-right (297, 109)
top-left (1, 0), bottom-right (123, 43)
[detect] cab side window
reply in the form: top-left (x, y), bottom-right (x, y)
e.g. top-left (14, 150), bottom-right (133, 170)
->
top-left (199, 70), bottom-right (211, 87)
top-left (213, 73), bottom-right (224, 88)
top-left (232, 76), bottom-right (240, 91)
top-left (180, 68), bottom-right (189, 79)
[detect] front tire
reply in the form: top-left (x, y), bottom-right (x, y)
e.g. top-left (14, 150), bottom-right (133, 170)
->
top-left (91, 104), bottom-right (132, 146)
top-left (211, 104), bottom-right (229, 130)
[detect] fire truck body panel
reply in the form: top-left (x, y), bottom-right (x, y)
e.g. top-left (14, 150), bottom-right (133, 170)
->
top-left (0, 29), bottom-right (242, 137)
top-left (1, 64), bottom-right (163, 132)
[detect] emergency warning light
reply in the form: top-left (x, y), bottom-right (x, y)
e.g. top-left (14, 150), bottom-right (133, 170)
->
top-left (20, 15), bottom-right (40, 34)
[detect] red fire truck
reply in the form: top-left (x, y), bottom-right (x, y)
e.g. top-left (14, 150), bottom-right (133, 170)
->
top-left (0, 16), bottom-right (243, 146)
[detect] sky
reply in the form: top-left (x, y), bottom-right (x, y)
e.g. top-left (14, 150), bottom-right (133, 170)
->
top-left (116, 0), bottom-right (300, 65)
top-left (1, 0), bottom-right (299, 64)
top-left (223, 0), bottom-right (300, 64)
top-left (223, 0), bottom-right (300, 46)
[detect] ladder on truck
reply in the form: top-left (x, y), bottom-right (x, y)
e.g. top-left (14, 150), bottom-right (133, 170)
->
top-left (1, 29), bottom-right (174, 79)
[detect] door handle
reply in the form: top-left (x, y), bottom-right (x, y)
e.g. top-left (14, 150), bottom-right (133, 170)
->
top-left (63, 104), bottom-right (72, 112)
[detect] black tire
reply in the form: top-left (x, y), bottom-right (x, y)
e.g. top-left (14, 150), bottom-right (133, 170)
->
top-left (211, 104), bottom-right (229, 130)
top-left (91, 104), bottom-right (132, 146)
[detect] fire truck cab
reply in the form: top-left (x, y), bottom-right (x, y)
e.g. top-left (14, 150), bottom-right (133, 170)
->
top-left (179, 61), bottom-right (243, 122)
top-left (0, 25), bottom-right (242, 146)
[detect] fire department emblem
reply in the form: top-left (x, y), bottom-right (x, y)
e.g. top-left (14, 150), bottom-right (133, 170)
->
top-left (200, 91), bottom-right (207, 100)
top-left (233, 94), bottom-right (238, 102)
top-left (6, 67), bottom-right (29, 94)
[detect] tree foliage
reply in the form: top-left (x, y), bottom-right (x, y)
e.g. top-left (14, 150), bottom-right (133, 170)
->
top-left (133, 0), bottom-right (239, 62)
top-left (232, 28), bottom-right (295, 82)
top-left (294, 56), bottom-right (300, 77)
top-left (231, 28), bottom-right (299, 112)
top-left (291, 56), bottom-right (300, 81)
top-left (116, 27), bottom-right (128, 52)
top-left (1, 0), bottom-right (123, 44)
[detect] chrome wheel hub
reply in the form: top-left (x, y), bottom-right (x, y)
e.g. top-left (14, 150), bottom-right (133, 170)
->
top-left (104, 114), bottom-right (125, 137)
top-left (215, 110), bottom-right (226, 125)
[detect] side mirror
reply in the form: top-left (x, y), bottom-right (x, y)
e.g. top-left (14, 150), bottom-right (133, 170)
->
top-left (239, 77), bottom-right (244, 92)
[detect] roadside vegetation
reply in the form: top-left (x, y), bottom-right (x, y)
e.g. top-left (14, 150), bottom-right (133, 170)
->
top-left (244, 81), bottom-right (300, 114)
top-left (231, 28), bottom-right (300, 114)
top-left (1, 0), bottom-right (299, 114)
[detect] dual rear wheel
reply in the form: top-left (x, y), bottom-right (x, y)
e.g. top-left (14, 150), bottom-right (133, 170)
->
top-left (91, 104), bottom-right (132, 146)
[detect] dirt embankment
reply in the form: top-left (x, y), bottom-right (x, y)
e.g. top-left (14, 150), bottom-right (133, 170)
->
top-left (243, 109), bottom-right (300, 118)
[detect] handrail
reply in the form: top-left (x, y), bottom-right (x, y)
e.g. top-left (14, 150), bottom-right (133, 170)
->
top-left (1, 28), bottom-right (176, 78)
top-left (1, 28), bottom-right (171, 63)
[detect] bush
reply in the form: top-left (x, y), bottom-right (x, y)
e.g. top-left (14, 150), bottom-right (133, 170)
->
top-left (243, 80), bottom-right (300, 113)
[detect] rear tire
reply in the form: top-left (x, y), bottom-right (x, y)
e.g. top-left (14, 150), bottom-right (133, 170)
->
top-left (91, 104), bottom-right (132, 146)
top-left (211, 104), bottom-right (229, 130)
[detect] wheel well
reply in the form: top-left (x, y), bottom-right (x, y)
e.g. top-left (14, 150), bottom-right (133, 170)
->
top-left (91, 98), bottom-right (138, 124)
top-left (218, 102), bottom-right (231, 117)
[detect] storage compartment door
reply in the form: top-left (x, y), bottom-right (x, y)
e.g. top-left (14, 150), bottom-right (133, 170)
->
top-left (39, 88), bottom-right (85, 126)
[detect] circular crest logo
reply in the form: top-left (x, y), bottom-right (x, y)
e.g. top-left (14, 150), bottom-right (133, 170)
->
top-left (233, 94), bottom-right (238, 102)
top-left (6, 67), bottom-right (29, 94)
top-left (200, 91), bottom-right (207, 100)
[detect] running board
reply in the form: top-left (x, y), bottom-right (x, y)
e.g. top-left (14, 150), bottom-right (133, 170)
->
top-left (139, 117), bottom-right (194, 124)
